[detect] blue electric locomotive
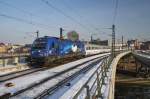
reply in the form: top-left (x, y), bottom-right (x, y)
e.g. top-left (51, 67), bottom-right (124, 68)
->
top-left (30, 36), bottom-right (85, 66)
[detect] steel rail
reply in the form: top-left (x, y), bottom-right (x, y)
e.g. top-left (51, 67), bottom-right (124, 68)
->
top-left (35, 57), bottom-right (107, 99)
top-left (9, 55), bottom-right (108, 98)
top-left (0, 67), bottom-right (47, 82)
top-left (0, 52), bottom-right (109, 83)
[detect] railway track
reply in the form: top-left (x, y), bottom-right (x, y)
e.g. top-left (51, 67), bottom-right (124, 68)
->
top-left (0, 52), bottom-right (109, 83)
top-left (36, 57), bottom-right (106, 99)
top-left (0, 54), bottom-right (109, 98)
top-left (0, 68), bottom-right (47, 82)
top-left (10, 56), bottom-right (108, 99)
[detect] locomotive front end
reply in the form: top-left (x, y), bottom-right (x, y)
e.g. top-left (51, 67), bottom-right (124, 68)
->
top-left (30, 37), bottom-right (48, 64)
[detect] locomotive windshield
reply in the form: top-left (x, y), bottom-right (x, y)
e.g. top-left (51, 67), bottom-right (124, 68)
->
top-left (32, 38), bottom-right (47, 50)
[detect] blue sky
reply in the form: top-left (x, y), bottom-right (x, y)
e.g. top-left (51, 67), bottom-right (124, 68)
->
top-left (0, 0), bottom-right (150, 44)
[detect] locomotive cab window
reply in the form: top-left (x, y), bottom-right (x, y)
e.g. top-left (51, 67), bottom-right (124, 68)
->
top-left (32, 38), bottom-right (47, 50)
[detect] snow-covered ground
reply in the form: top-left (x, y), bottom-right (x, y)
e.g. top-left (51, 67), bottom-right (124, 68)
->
top-left (47, 61), bottom-right (103, 99)
top-left (0, 57), bottom-right (28, 75)
top-left (85, 49), bottom-right (110, 55)
top-left (0, 53), bottom-right (109, 97)
top-left (59, 61), bottom-right (107, 99)
top-left (11, 58), bottom-right (102, 99)
top-left (58, 58), bottom-right (112, 99)
top-left (0, 64), bottom-right (29, 76)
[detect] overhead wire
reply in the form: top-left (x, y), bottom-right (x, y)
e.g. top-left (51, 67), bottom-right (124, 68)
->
top-left (60, 0), bottom-right (113, 36)
top-left (61, 0), bottom-right (101, 33)
top-left (0, 0), bottom-right (98, 34)
top-left (0, 13), bottom-right (54, 30)
top-left (0, 0), bottom-right (110, 38)
top-left (0, 1), bottom-right (57, 29)
top-left (0, 1), bottom-right (34, 16)
top-left (61, 0), bottom-right (83, 21)
top-left (41, 0), bottom-right (94, 33)
top-left (0, 13), bottom-right (34, 25)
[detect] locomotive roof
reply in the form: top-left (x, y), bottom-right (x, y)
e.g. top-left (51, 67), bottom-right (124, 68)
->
top-left (43, 36), bottom-right (59, 39)
top-left (39, 36), bottom-right (81, 42)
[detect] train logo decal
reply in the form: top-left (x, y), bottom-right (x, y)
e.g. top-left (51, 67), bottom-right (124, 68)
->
top-left (71, 44), bottom-right (77, 52)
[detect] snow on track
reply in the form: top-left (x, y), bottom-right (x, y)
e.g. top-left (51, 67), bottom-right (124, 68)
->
top-left (0, 64), bottom-right (29, 76)
top-left (47, 61), bottom-right (103, 99)
top-left (11, 58), bottom-right (101, 98)
top-left (59, 60), bottom-right (103, 99)
top-left (0, 53), bottom-right (109, 97)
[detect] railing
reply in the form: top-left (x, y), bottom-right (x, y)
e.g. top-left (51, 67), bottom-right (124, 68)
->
top-left (77, 57), bottom-right (110, 99)
top-left (60, 56), bottom-right (111, 99)
top-left (60, 51), bottom-right (131, 99)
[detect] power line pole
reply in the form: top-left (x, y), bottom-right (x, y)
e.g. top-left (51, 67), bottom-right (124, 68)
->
top-left (60, 28), bottom-right (63, 39)
top-left (36, 30), bottom-right (39, 38)
top-left (111, 24), bottom-right (115, 58)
